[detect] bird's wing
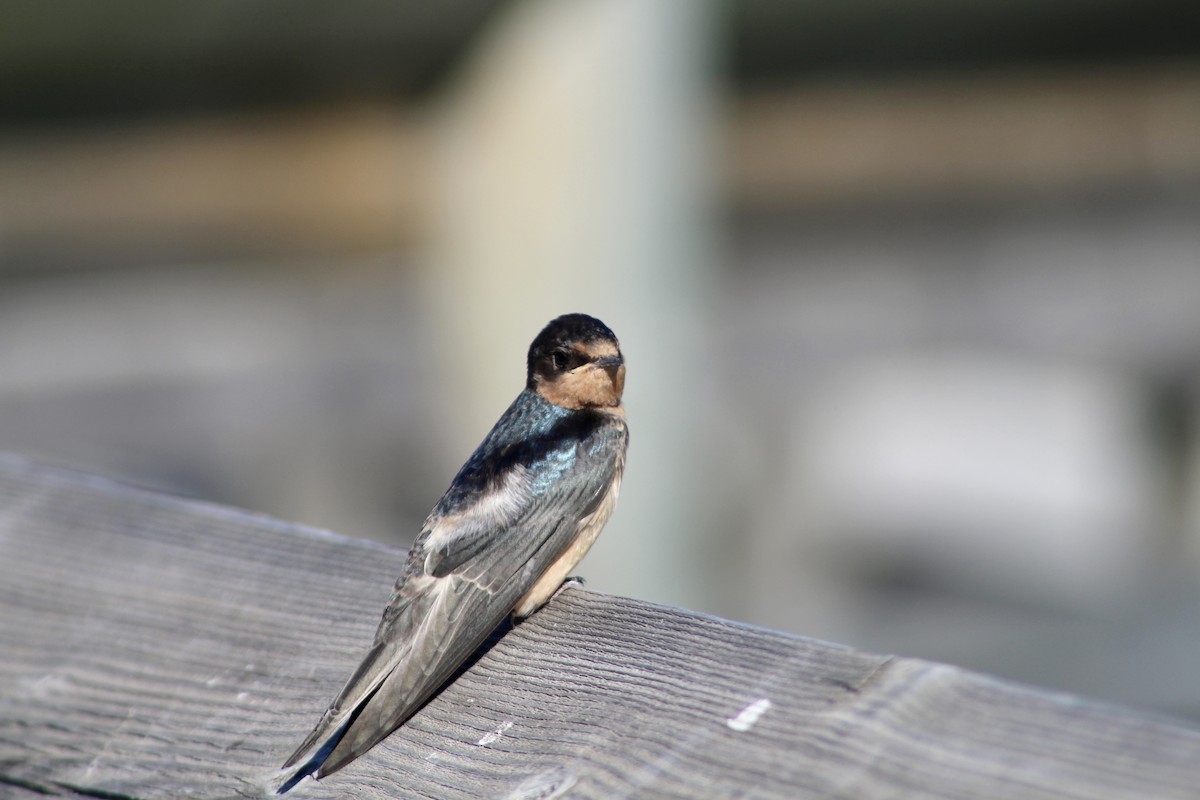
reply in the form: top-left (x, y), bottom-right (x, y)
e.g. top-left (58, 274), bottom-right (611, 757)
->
top-left (281, 419), bottom-right (625, 782)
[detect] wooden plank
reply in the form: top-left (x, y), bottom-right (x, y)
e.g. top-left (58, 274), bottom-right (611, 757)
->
top-left (1, 455), bottom-right (1199, 799)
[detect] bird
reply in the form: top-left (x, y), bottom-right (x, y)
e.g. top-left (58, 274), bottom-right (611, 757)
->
top-left (278, 313), bottom-right (628, 790)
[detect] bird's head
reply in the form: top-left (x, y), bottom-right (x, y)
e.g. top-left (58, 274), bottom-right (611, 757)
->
top-left (527, 313), bottom-right (625, 409)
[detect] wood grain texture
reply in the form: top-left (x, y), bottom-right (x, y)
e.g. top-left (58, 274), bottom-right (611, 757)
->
top-left (1, 455), bottom-right (1199, 799)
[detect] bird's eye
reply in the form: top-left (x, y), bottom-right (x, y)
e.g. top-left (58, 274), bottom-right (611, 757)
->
top-left (550, 350), bottom-right (570, 370)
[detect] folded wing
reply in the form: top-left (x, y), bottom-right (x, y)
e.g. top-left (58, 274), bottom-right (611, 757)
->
top-left (281, 415), bottom-right (624, 783)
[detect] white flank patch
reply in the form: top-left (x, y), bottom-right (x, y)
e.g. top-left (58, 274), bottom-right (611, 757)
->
top-left (726, 698), bottom-right (772, 732)
top-left (478, 720), bottom-right (514, 746)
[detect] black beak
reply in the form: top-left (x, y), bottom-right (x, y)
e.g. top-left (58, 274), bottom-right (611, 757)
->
top-left (593, 354), bottom-right (624, 379)
top-left (593, 354), bottom-right (623, 369)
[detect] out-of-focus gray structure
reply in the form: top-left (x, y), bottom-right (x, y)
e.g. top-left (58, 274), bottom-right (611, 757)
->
top-left (3, 0), bottom-right (1200, 722)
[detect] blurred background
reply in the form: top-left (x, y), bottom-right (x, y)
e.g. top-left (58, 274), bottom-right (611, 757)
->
top-left (3, 0), bottom-right (1200, 723)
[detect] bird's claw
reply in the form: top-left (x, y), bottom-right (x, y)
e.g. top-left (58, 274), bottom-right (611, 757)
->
top-left (553, 575), bottom-right (586, 599)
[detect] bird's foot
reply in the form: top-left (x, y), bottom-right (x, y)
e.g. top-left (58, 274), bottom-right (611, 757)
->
top-left (553, 575), bottom-right (586, 599)
top-left (511, 577), bottom-right (588, 626)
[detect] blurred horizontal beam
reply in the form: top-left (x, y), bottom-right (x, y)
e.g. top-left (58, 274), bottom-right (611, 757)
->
top-left (730, 64), bottom-right (1200, 206)
top-left (731, 0), bottom-right (1200, 86)
top-left (0, 105), bottom-right (432, 259)
top-left (0, 0), bottom-right (506, 121)
top-left (2, 64), bottom-right (1198, 264)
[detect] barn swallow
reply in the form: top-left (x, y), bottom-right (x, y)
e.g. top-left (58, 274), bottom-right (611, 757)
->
top-left (279, 313), bottom-right (628, 790)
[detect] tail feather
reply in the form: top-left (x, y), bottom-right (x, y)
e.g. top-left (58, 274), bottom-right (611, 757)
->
top-left (276, 716), bottom-right (354, 793)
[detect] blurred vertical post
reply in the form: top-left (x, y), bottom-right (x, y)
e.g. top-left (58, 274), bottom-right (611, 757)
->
top-left (427, 0), bottom-right (717, 609)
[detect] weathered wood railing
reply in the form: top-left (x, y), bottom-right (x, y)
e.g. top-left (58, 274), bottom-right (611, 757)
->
top-left (2, 455), bottom-right (1199, 799)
